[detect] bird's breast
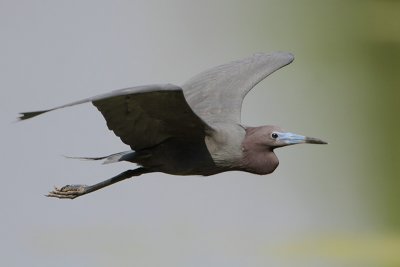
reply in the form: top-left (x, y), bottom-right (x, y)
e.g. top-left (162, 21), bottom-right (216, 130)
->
top-left (205, 123), bottom-right (246, 167)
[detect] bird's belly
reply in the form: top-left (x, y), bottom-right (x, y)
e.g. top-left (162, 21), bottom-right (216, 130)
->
top-left (133, 140), bottom-right (219, 176)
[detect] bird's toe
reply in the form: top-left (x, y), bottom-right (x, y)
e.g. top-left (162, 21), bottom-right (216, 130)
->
top-left (46, 184), bottom-right (88, 199)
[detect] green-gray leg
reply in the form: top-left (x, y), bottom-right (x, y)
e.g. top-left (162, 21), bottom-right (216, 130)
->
top-left (46, 168), bottom-right (149, 199)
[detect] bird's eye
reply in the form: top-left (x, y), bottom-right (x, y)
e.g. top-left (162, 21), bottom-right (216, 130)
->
top-left (271, 133), bottom-right (278, 139)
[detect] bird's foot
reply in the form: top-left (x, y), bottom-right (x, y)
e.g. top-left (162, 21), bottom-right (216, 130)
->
top-left (46, 184), bottom-right (89, 199)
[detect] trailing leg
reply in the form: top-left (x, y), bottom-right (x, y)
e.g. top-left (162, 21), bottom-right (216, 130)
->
top-left (47, 167), bottom-right (150, 199)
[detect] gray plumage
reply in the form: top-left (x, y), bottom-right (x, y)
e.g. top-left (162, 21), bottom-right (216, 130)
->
top-left (19, 52), bottom-right (327, 199)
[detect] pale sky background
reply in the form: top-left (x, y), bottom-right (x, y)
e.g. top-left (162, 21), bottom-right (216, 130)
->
top-left (1, 1), bottom-right (399, 267)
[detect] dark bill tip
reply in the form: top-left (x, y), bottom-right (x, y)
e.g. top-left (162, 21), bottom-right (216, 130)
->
top-left (305, 137), bottom-right (328, 144)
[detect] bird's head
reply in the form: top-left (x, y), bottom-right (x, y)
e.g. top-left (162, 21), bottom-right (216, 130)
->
top-left (245, 125), bottom-right (327, 150)
top-left (262, 125), bottom-right (327, 148)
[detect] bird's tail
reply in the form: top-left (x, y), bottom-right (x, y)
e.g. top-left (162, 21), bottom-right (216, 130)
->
top-left (65, 150), bottom-right (136, 164)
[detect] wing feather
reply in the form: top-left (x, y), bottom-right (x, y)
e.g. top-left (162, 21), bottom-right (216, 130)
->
top-left (182, 52), bottom-right (294, 125)
top-left (19, 84), bottom-right (212, 150)
top-left (93, 89), bottom-right (211, 150)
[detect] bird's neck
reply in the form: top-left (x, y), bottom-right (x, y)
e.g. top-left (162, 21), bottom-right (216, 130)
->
top-left (240, 146), bottom-right (279, 175)
top-left (239, 127), bottom-right (279, 175)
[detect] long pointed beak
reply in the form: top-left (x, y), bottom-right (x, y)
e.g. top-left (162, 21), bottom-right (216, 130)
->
top-left (279, 132), bottom-right (328, 145)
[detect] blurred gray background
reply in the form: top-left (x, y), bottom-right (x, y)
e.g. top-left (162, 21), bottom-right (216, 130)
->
top-left (1, 1), bottom-right (399, 267)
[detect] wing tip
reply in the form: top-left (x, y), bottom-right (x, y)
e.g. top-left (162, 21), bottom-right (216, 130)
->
top-left (252, 51), bottom-right (295, 66)
top-left (271, 51), bottom-right (295, 63)
top-left (18, 110), bottom-right (50, 121)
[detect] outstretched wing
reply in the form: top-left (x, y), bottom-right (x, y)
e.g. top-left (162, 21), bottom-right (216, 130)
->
top-left (19, 84), bottom-right (212, 150)
top-left (182, 52), bottom-right (294, 125)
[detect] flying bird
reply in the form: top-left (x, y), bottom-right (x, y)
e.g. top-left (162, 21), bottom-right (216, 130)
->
top-left (19, 52), bottom-right (327, 199)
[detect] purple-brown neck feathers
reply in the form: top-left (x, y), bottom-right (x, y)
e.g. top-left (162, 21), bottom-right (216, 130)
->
top-left (239, 126), bottom-right (279, 175)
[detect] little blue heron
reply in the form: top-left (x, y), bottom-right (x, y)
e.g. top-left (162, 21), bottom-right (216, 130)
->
top-left (19, 52), bottom-right (327, 199)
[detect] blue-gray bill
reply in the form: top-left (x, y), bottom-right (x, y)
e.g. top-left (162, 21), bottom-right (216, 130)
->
top-left (275, 132), bottom-right (327, 145)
